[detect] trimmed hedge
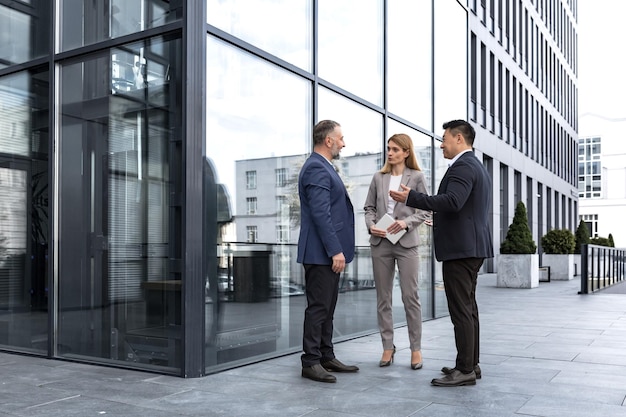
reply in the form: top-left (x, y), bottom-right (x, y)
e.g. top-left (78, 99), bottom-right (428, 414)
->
top-left (541, 229), bottom-right (575, 254)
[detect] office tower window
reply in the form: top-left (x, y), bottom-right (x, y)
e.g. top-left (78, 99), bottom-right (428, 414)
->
top-left (60, 0), bottom-right (182, 52)
top-left (246, 226), bottom-right (258, 243)
top-left (246, 197), bottom-right (257, 215)
top-left (500, 163), bottom-right (509, 243)
top-left (275, 168), bottom-right (287, 187)
top-left (276, 225), bottom-right (289, 243)
top-left (318, 1), bottom-right (384, 106)
top-left (276, 195), bottom-right (288, 216)
top-left (578, 136), bottom-right (602, 198)
top-left (246, 170), bottom-right (257, 190)
top-left (0, 2), bottom-right (49, 67)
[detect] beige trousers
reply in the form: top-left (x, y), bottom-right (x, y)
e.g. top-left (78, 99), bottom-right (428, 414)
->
top-left (371, 239), bottom-right (422, 351)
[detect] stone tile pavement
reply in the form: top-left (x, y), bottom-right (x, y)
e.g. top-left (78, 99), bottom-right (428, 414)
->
top-left (1, 274), bottom-right (626, 416)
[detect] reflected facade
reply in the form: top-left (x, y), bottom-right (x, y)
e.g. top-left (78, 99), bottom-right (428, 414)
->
top-left (57, 35), bottom-right (182, 371)
top-left (0, 0), bottom-right (472, 377)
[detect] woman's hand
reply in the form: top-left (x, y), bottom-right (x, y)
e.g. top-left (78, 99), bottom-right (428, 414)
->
top-left (369, 226), bottom-right (387, 238)
top-left (388, 220), bottom-right (406, 235)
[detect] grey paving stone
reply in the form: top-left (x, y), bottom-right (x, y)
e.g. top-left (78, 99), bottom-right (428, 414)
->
top-left (3, 274), bottom-right (626, 417)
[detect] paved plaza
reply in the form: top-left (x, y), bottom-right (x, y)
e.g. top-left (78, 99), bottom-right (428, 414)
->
top-left (1, 274), bottom-right (626, 416)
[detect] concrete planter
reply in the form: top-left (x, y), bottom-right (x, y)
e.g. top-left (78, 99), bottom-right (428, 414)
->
top-left (542, 254), bottom-right (575, 281)
top-left (497, 254), bottom-right (539, 288)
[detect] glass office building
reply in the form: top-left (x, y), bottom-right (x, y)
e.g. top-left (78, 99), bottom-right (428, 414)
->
top-left (0, 0), bottom-right (577, 378)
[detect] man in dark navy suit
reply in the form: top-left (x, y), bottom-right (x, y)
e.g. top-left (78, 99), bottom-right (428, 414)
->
top-left (390, 119), bottom-right (494, 387)
top-left (297, 120), bottom-right (359, 383)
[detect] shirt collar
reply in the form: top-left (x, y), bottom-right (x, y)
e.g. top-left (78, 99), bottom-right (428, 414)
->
top-left (448, 149), bottom-right (472, 167)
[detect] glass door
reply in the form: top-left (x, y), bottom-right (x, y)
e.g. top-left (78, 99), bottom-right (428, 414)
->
top-left (0, 68), bottom-right (50, 354)
top-left (57, 35), bottom-right (182, 372)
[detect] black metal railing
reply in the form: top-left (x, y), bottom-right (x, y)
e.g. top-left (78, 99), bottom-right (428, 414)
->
top-left (579, 244), bottom-right (626, 294)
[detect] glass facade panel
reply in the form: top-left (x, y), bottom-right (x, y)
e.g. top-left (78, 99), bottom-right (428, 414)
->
top-left (434, 0), bottom-right (468, 129)
top-left (432, 137), bottom-right (448, 317)
top-left (207, 0), bottom-right (313, 72)
top-left (59, 0), bottom-right (182, 52)
top-left (0, 3), bottom-right (49, 68)
top-left (0, 68), bottom-right (49, 352)
top-left (205, 35), bottom-right (311, 368)
top-left (0, 0), bottom-right (469, 377)
top-left (318, 0), bottom-right (384, 106)
top-left (388, 0), bottom-right (433, 129)
top-left (58, 35), bottom-right (182, 371)
top-left (386, 120), bottom-right (435, 319)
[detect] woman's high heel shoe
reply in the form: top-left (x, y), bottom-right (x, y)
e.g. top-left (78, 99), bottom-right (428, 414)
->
top-left (410, 351), bottom-right (423, 370)
top-left (379, 345), bottom-right (396, 367)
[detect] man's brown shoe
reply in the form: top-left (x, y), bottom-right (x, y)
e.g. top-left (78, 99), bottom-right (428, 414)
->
top-left (441, 365), bottom-right (481, 379)
top-left (431, 369), bottom-right (476, 387)
top-left (321, 358), bottom-right (359, 373)
top-left (302, 364), bottom-right (337, 383)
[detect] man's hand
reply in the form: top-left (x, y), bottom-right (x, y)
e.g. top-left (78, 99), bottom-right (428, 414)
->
top-left (389, 184), bottom-right (410, 203)
top-left (331, 252), bottom-right (346, 273)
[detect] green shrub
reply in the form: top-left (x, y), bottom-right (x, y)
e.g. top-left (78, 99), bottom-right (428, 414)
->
top-left (541, 229), bottom-right (575, 254)
top-left (608, 233), bottom-right (615, 247)
top-left (590, 236), bottom-right (611, 247)
top-left (574, 220), bottom-right (590, 254)
top-left (500, 202), bottom-right (537, 254)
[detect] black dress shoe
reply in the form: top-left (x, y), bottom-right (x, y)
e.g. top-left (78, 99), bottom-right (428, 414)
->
top-left (441, 364), bottom-right (481, 379)
top-left (321, 358), bottom-right (359, 373)
top-left (302, 364), bottom-right (337, 383)
top-left (431, 369), bottom-right (476, 387)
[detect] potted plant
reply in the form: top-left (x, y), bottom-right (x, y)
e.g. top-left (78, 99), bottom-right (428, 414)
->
top-left (541, 228), bottom-right (575, 280)
top-left (497, 202), bottom-right (539, 288)
top-left (574, 220), bottom-right (590, 277)
top-left (574, 220), bottom-right (590, 254)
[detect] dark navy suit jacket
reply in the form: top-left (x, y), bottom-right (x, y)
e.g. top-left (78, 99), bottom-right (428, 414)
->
top-left (406, 151), bottom-right (494, 262)
top-left (297, 152), bottom-right (355, 265)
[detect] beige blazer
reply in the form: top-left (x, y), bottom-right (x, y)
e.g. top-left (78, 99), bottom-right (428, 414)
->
top-left (364, 168), bottom-right (430, 249)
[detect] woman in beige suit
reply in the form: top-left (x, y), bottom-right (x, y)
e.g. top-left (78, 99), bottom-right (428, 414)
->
top-left (364, 133), bottom-right (430, 369)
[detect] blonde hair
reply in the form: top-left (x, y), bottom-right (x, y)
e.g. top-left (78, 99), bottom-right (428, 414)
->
top-left (380, 133), bottom-right (421, 173)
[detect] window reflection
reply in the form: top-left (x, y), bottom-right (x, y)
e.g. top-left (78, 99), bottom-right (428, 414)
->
top-left (207, 0), bottom-right (313, 72)
top-left (60, 0), bottom-right (182, 52)
top-left (0, 3), bottom-right (48, 68)
top-left (318, 87), bottom-right (383, 244)
top-left (388, 0), bottom-right (433, 130)
top-left (387, 120), bottom-right (435, 319)
top-left (58, 36), bottom-right (181, 371)
top-left (0, 68), bottom-right (49, 353)
top-left (434, 0), bottom-right (468, 128)
top-left (205, 35), bottom-right (311, 367)
top-left (318, 0), bottom-right (384, 106)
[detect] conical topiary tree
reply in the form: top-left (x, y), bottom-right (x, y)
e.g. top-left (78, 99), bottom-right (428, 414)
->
top-left (574, 219), bottom-right (590, 254)
top-left (500, 201), bottom-right (537, 254)
top-left (608, 233), bottom-right (615, 247)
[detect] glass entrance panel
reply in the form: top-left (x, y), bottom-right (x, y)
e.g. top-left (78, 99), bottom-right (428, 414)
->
top-left (58, 35), bottom-right (182, 372)
top-left (205, 35), bottom-right (311, 370)
top-left (0, 69), bottom-right (49, 353)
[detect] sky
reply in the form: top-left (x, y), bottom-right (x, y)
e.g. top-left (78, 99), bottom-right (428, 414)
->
top-left (577, 0), bottom-right (626, 120)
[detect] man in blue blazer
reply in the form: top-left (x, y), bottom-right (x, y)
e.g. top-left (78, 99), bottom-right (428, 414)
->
top-left (297, 120), bottom-right (359, 383)
top-left (390, 120), bottom-right (494, 387)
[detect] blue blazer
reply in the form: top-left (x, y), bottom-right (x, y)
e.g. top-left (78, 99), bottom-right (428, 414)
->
top-left (406, 151), bottom-right (494, 262)
top-left (297, 152), bottom-right (355, 265)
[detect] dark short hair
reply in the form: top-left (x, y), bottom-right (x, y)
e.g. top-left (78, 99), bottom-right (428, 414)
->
top-left (443, 119), bottom-right (475, 146)
top-left (313, 120), bottom-right (340, 146)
